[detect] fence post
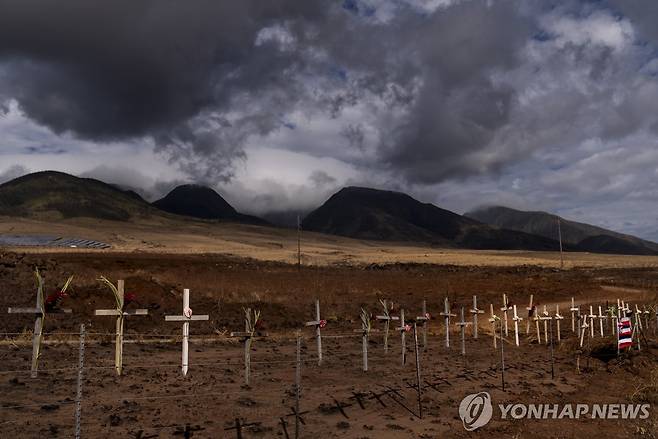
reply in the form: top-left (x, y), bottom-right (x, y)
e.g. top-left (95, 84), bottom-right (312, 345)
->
top-left (295, 334), bottom-right (301, 439)
top-left (75, 323), bottom-right (86, 439)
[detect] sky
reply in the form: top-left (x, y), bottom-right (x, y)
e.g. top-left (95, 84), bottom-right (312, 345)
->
top-left (1, 0), bottom-right (658, 239)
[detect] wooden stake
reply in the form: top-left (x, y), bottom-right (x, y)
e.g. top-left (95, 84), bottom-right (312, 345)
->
top-left (549, 318), bottom-right (555, 380)
top-left (304, 299), bottom-right (325, 365)
top-left (94, 279), bottom-right (148, 376)
top-left (295, 334), bottom-right (301, 439)
top-left (470, 295), bottom-right (483, 339)
top-left (499, 318), bottom-right (505, 392)
top-left (164, 289), bottom-right (209, 376)
top-left (74, 324), bottom-right (85, 439)
top-left (412, 323), bottom-right (422, 419)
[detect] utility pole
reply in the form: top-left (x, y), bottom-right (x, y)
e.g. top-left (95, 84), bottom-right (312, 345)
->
top-left (557, 216), bottom-right (564, 269)
top-left (297, 214), bottom-right (301, 270)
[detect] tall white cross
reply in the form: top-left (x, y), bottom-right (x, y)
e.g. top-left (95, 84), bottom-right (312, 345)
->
top-left (395, 309), bottom-right (409, 365)
top-left (511, 305), bottom-right (523, 347)
top-left (500, 294), bottom-right (511, 337)
top-left (488, 304), bottom-right (498, 348)
top-left (597, 306), bottom-right (605, 337)
top-left (416, 299), bottom-right (430, 349)
top-left (8, 271), bottom-right (72, 378)
top-left (439, 298), bottom-right (456, 348)
top-left (634, 304), bottom-right (644, 332)
top-left (470, 295), bottom-right (483, 339)
top-left (539, 305), bottom-right (552, 345)
top-left (164, 289), bottom-right (208, 377)
top-left (570, 297), bottom-right (578, 334)
top-left (376, 299), bottom-right (399, 353)
top-left (94, 279), bottom-right (148, 376)
top-left (456, 307), bottom-right (472, 356)
top-left (554, 304), bottom-right (564, 342)
top-left (305, 299), bottom-right (326, 365)
top-left (588, 306), bottom-right (596, 338)
top-left (525, 294), bottom-right (534, 334)
top-left (533, 305), bottom-right (542, 344)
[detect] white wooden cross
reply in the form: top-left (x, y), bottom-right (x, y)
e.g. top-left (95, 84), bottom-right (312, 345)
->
top-left (439, 297), bottom-right (456, 348)
top-left (511, 305), bottom-right (522, 347)
top-left (525, 294), bottom-right (534, 334)
top-left (456, 306), bottom-right (471, 356)
top-left (470, 295), bottom-right (484, 339)
top-left (588, 306), bottom-right (596, 338)
top-left (305, 299), bottom-right (326, 365)
top-left (539, 305), bottom-right (552, 345)
top-left (488, 304), bottom-right (498, 348)
top-left (569, 297), bottom-right (578, 334)
top-left (579, 314), bottom-right (589, 348)
top-left (94, 279), bottom-right (148, 376)
top-left (642, 305), bottom-right (650, 331)
top-left (395, 309), bottom-right (410, 365)
top-left (8, 270), bottom-right (73, 378)
top-left (534, 307), bottom-right (542, 344)
top-left (597, 306), bottom-right (605, 337)
top-left (500, 294), bottom-right (511, 336)
top-left (634, 304), bottom-right (644, 332)
top-left (416, 299), bottom-right (430, 349)
top-left (230, 308), bottom-right (266, 386)
top-left (354, 308), bottom-right (378, 372)
top-left (376, 299), bottom-right (399, 354)
top-left (609, 303), bottom-right (618, 336)
top-left (164, 289), bottom-right (208, 377)
top-left (554, 304), bottom-right (564, 342)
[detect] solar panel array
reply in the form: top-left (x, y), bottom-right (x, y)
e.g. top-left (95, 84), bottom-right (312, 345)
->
top-left (0, 235), bottom-right (111, 249)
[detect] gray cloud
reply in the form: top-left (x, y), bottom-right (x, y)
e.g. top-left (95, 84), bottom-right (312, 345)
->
top-left (0, 164), bottom-right (30, 184)
top-left (3, 1), bottom-right (658, 240)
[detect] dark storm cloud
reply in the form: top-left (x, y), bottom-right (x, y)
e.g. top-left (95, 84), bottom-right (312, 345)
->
top-left (0, 0), bottom-right (329, 182)
top-left (3, 0), bottom-right (658, 197)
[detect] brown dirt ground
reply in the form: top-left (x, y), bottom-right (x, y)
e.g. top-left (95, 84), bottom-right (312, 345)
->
top-left (0, 251), bottom-right (657, 438)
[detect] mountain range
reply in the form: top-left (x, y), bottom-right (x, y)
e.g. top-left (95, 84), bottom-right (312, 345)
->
top-left (466, 206), bottom-right (658, 255)
top-left (1, 170), bottom-right (656, 255)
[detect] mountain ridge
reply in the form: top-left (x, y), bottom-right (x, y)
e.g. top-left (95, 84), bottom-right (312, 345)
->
top-left (466, 205), bottom-right (658, 255)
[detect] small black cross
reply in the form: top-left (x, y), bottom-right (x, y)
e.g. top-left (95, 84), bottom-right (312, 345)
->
top-left (224, 418), bottom-right (260, 439)
top-left (284, 406), bottom-right (310, 425)
top-left (350, 391), bottom-right (368, 410)
top-left (173, 424), bottom-right (205, 438)
top-left (369, 391), bottom-right (388, 408)
top-left (330, 397), bottom-right (352, 419)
